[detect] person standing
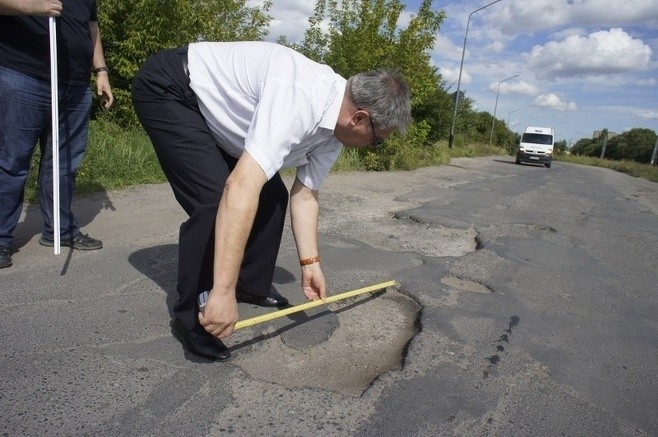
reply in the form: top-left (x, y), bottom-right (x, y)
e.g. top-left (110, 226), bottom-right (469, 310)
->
top-left (0, 0), bottom-right (114, 269)
top-left (132, 41), bottom-right (411, 361)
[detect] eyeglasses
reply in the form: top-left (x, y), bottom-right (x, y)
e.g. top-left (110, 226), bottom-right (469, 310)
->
top-left (358, 108), bottom-right (384, 148)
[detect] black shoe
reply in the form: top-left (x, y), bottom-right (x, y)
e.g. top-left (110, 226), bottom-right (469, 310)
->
top-left (236, 288), bottom-right (289, 307)
top-left (170, 318), bottom-right (231, 361)
top-left (39, 233), bottom-right (103, 251)
top-left (0, 244), bottom-right (12, 269)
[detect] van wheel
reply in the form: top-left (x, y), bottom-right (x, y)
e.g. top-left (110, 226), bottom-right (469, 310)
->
top-left (545, 163), bottom-right (551, 168)
top-left (515, 158), bottom-right (521, 164)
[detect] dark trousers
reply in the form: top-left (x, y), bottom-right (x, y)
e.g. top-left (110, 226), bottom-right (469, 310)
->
top-left (0, 65), bottom-right (91, 245)
top-left (131, 47), bottom-right (289, 331)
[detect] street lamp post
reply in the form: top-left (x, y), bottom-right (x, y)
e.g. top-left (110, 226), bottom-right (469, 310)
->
top-left (507, 108), bottom-right (524, 127)
top-left (448, 0), bottom-right (504, 148)
top-left (488, 73), bottom-right (519, 148)
top-left (506, 108), bottom-right (525, 152)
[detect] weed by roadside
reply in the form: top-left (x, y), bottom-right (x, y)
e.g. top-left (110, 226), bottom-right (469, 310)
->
top-left (23, 119), bottom-right (655, 204)
top-left (556, 154), bottom-right (658, 183)
top-left (24, 118), bottom-right (165, 202)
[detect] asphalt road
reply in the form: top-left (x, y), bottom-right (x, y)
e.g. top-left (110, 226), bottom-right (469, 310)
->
top-left (1, 157), bottom-right (656, 436)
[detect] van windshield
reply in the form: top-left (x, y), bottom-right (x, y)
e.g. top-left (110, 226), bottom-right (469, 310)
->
top-left (522, 133), bottom-right (553, 145)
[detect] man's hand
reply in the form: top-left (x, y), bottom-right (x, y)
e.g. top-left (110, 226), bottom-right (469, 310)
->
top-left (301, 263), bottom-right (327, 301)
top-left (0, 0), bottom-right (63, 16)
top-left (198, 290), bottom-right (239, 339)
top-left (95, 73), bottom-right (114, 109)
top-left (30, 0), bottom-right (61, 15)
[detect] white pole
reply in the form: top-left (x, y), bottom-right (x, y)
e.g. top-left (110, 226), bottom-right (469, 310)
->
top-left (49, 17), bottom-right (61, 255)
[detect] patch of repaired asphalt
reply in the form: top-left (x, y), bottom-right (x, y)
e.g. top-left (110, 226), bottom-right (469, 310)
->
top-left (229, 171), bottom-right (483, 396)
top-left (232, 290), bottom-right (420, 396)
top-left (441, 276), bottom-right (492, 293)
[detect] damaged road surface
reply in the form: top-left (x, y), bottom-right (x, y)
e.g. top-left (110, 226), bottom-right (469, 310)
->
top-left (1, 157), bottom-right (657, 435)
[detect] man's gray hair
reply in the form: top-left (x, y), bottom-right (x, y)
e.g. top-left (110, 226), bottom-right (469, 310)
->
top-left (347, 70), bottom-right (411, 133)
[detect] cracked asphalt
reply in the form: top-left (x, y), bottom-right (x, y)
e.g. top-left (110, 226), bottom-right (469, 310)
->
top-left (1, 157), bottom-right (657, 436)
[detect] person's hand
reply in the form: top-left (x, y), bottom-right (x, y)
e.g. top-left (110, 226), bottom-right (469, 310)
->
top-left (198, 290), bottom-right (239, 339)
top-left (26, 0), bottom-right (62, 16)
top-left (301, 263), bottom-right (327, 301)
top-left (95, 74), bottom-right (114, 109)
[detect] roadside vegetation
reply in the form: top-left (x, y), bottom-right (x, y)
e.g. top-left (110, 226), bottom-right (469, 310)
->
top-left (556, 127), bottom-right (658, 182)
top-left (24, 119), bottom-right (163, 202)
top-left (25, 0), bottom-right (656, 200)
top-left (556, 155), bottom-right (658, 183)
top-left (23, 118), bottom-right (655, 203)
top-left (24, 119), bottom-right (510, 201)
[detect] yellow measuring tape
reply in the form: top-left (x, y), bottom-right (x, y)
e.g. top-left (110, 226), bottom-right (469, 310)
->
top-left (234, 280), bottom-right (398, 330)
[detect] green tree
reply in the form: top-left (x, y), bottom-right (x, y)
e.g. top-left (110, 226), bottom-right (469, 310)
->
top-left (554, 139), bottom-right (567, 155)
top-left (97, 0), bottom-right (272, 126)
top-left (606, 128), bottom-right (657, 163)
top-left (570, 128), bottom-right (657, 163)
top-left (290, 0), bottom-right (448, 168)
top-left (571, 137), bottom-right (597, 156)
top-left (487, 117), bottom-right (513, 150)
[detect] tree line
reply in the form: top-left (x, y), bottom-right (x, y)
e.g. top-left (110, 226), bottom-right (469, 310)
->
top-left (97, 0), bottom-right (655, 166)
top-left (571, 128), bottom-right (657, 164)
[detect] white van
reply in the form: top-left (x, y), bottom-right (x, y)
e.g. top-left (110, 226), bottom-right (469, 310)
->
top-left (515, 126), bottom-right (554, 168)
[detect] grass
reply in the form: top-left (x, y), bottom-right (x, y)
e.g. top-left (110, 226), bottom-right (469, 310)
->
top-left (332, 139), bottom-right (509, 172)
top-left (556, 154), bottom-right (658, 183)
top-left (24, 118), bottom-right (165, 202)
top-left (22, 120), bottom-right (656, 203)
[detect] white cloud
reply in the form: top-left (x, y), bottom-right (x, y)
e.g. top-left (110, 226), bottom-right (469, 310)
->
top-left (571, 0), bottom-right (658, 25)
top-left (549, 27), bottom-right (587, 40)
top-left (257, 0), bottom-right (315, 42)
top-left (526, 28), bottom-right (653, 80)
top-left (489, 0), bottom-right (658, 35)
top-left (485, 40), bottom-right (505, 53)
top-left (490, 0), bottom-right (569, 34)
top-left (503, 80), bottom-right (542, 96)
top-left (638, 110), bottom-right (658, 119)
top-left (637, 78), bottom-right (657, 86)
top-left (534, 93), bottom-right (577, 111)
top-left (433, 33), bottom-right (463, 61)
top-left (440, 66), bottom-right (472, 88)
top-left (397, 9), bottom-right (414, 29)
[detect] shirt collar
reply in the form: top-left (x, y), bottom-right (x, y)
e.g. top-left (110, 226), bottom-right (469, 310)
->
top-left (318, 79), bottom-right (346, 131)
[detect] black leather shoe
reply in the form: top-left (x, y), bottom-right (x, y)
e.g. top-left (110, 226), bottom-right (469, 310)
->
top-left (170, 318), bottom-right (231, 361)
top-left (236, 288), bottom-right (289, 307)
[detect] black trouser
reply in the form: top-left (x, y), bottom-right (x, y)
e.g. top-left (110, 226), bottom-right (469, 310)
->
top-left (131, 47), bottom-right (288, 332)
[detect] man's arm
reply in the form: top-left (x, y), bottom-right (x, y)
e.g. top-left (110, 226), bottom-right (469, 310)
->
top-left (290, 177), bottom-right (327, 301)
top-left (0, 0), bottom-right (62, 16)
top-left (89, 21), bottom-right (113, 108)
top-left (199, 151), bottom-right (268, 339)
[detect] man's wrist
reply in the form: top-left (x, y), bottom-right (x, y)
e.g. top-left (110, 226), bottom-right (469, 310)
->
top-left (300, 256), bottom-right (321, 266)
top-left (93, 66), bottom-right (109, 74)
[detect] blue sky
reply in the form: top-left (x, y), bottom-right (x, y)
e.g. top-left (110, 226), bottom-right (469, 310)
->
top-left (260, 0), bottom-right (658, 144)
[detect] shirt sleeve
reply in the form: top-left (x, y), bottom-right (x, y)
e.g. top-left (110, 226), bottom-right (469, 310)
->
top-left (296, 142), bottom-right (343, 190)
top-left (90, 0), bottom-right (98, 21)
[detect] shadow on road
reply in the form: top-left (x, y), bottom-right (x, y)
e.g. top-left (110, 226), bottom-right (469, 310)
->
top-left (13, 183), bottom-right (114, 250)
top-left (127, 244), bottom-right (299, 322)
top-left (491, 158), bottom-right (517, 165)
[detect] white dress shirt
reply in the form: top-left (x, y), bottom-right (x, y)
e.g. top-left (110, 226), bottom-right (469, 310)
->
top-left (187, 41), bottom-right (346, 190)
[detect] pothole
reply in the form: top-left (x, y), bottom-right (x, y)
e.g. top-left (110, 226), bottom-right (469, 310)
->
top-left (233, 288), bottom-right (420, 396)
top-left (330, 217), bottom-right (479, 258)
top-left (441, 276), bottom-right (492, 293)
